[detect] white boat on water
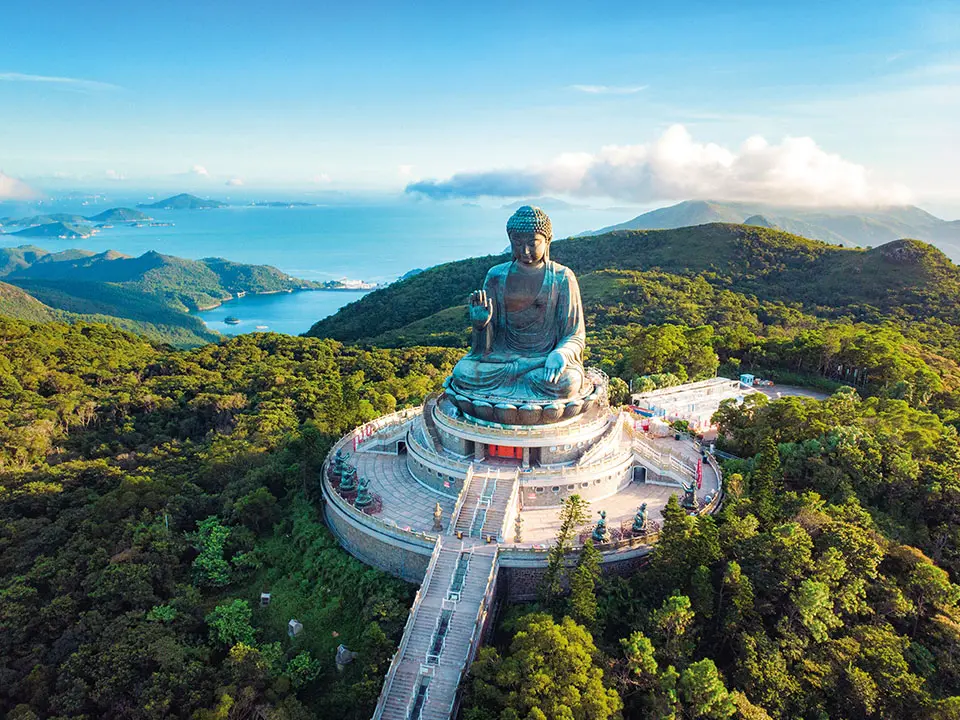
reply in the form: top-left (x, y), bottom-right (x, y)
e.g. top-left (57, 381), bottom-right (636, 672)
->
top-left (255, 325), bottom-right (269, 330)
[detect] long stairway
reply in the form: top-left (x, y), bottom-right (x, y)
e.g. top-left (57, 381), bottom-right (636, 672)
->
top-left (454, 468), bottom-right (517, 540)
top-left (374, 467), bottom-right (517, 720)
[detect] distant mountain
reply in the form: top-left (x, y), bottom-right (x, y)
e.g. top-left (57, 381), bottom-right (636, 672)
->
top-left (86, 207), bottom-right (152, 223)
top-left (5, 213), bottom-right (89, 227)
top-left (138, 193), bottom-right (227, 210)
top-left (248, 201), bottom-right (316, 208)
top-left (0, 245), bottom-right (49, 276)
top-left (743, 214), bottom-right (776, 229)
top-left (8, 221), bottom-right (93, 239)
top-left (0, 244), bottom-right (322, 347)
top-left (581, 199), bottom-right (960, 259)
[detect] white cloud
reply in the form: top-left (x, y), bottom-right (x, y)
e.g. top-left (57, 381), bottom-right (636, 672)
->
top-left (570, 84), bottom-right (648, 95)
top-left (226, 177), bottom-right (244, 186)
top-left (407, 124), bottom-right (913, 207)
top-left (105, 169), bottom-right (126, 181)
top-left (191, 165), bottom-right (209, 177)
top-left (311, 173), bottom-right (332, 184)
top-left (398, 164), bottom-right (415, 177)
top-left (0, 172), bottom-right (38, 199)
top-left (0, 71), bottom-right (119, 92)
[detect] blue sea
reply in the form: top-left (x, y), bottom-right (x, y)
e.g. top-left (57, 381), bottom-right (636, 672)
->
top-left (0, 196), bottom-right (637, 335)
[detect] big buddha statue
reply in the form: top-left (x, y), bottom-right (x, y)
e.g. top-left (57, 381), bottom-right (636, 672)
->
top-left (445, 206), bottom-right (599, 425)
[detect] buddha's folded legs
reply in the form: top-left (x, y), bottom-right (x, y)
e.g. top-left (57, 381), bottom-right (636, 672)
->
top-left (525, 365), bottom-right (584, 399)
top-left (450, 356), bottom-right (583, 401)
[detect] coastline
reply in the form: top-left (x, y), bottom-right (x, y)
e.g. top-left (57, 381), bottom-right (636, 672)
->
top-left (194, 286), bottom-right (372, 312)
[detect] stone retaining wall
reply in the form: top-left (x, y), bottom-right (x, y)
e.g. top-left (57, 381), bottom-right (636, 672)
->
top-left (322, 493), bottom-right (433, 583)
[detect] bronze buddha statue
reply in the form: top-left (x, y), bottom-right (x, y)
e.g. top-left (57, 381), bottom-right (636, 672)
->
top-left (446, 206), bottom-right (597, 425)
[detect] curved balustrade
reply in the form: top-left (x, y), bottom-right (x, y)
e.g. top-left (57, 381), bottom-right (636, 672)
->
top-left (433, 402), bottom-right (611, 443)
top-left (322, 432), bottom-right (439, 547)
top-left (406, 422), bottom-right (474, 475)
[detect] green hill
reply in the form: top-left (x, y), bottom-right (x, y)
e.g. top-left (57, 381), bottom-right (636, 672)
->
top-left (307, 224), bottom-right (960, 345)
top-left (86, 207), bottom-right (152, 223)
top-left (0, 281), bottom-right (57, 323)
top-left (138, 193), bottom-right (227, 210)
top-left (7, 221), bottom-right (93, 239)
top-left (584, 199), bottom-right (960, 258)
top-left (0, 245), bottom-right (49, 276)
top-left (0, 244), bottom-right (322, 347)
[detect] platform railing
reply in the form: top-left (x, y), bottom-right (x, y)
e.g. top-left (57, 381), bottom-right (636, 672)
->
top-left (407, 422), bottom-right (474, 474)
top-left (322, 445), bottom-right (439, 547)
top-left (433, 402), bottom-right (611, 441)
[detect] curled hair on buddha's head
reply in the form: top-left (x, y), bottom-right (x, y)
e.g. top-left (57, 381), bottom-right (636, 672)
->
top-left (506, 205), bottom-right (553, 261)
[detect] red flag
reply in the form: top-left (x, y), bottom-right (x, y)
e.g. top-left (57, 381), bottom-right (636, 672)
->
top-left (696, 457), bottom-right (703, 490)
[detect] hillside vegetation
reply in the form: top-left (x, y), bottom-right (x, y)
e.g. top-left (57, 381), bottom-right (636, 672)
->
top-left (310, 225), bottom-right (960, 343)
top-left (309, 223), bottom-right (960, 414)
top-left (0, 245), bottom-right (322, 347)
top-left (0, 319), bottom-right (460, 719)
top-left (584, 199), bottom-right (960, 258)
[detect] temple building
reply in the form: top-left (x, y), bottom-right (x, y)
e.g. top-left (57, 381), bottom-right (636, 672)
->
top-left (320, 207), bottom-right (723, 720)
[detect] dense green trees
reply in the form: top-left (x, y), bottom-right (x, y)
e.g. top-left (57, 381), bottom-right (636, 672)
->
top-left (463, 385), bottom-right (960, 719)
top-left (464, 614), bottom-right (623, 720)
top-left (0, 319), bottom-right (460, 718)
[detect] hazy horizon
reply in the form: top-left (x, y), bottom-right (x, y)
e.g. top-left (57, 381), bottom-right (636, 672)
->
top-left (2, 0), bottom-right (959, 216)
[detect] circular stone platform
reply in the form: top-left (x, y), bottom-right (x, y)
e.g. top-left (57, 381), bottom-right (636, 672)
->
top-left (320, 391), bottom-right (723, 587)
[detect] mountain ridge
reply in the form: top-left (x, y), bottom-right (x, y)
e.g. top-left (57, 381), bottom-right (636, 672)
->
top-left (581, 199), bottom-right (960, 258)
top-left (306, 223), bottom-right (960, 345)
top-left (0, 244), bottom-right (324, 346)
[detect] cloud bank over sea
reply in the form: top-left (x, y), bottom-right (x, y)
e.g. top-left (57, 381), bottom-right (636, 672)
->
top-left (0, 172), bottom-right (38, 200)
top-left (406, 125), bottom-right (913, 207)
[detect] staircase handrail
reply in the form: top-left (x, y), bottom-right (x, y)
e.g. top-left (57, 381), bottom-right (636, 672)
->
top-left (372, 537), bottom-right (443, 719)
top-left (448, 464), bottom-right (475, 535)
top-left (468, 474), bottom-right (492, 538)
top-left (448, 551), bottom-right (500, 719)
top-left (499, 468), bottom-right (522, 542)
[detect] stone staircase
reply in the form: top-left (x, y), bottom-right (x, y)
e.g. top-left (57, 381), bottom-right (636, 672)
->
top-left (374, 465), bottom-right (518, 720)
top-left (375, 536), bottom-right (499, 720)
top-left (420, 394), bottom-right (444, 453)
top-left (455, 468), bottom-right (516, 539)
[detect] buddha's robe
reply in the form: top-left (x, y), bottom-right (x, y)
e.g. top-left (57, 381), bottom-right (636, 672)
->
top-left (450, 260), bottom-right (585, 402)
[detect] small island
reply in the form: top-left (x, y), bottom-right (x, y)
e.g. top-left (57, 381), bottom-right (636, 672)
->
top-left (224, 316), bottom-right (241, 325)
top-left (248, 201), bottom-right (316, 208)
top-left (8, 222), bottom-right (94, 240)
top-left (87, 207), bottom-right (152, 223)
top-left (138, 193), bottom-right (227, 210)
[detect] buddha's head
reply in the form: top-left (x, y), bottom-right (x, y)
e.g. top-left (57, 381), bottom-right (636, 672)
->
top-left (507, 206), bottom-right (552, 266)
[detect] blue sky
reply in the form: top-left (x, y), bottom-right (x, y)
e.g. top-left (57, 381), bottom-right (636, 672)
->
top-left (2, 0), bottom-right (959, 214)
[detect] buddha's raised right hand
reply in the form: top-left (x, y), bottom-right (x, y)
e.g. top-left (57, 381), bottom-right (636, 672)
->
top-left (468, 289), bottom-right (493, 329)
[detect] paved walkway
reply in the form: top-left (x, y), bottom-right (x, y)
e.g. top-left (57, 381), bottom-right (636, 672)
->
top-left (519, 481), bottom-right (680, 545)
top-left (348, 429), bottom-right (718, 547)
top-left (353, 450), bottom-right (455, 534)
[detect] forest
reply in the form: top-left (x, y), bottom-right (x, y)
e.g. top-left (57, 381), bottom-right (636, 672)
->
top-left (0, 319), bottom-right (460, 719)
top-left (3, 222), bottom-right (960, 718)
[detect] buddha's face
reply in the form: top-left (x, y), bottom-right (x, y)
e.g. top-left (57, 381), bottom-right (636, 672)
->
top-left (511, 232), bottom-right (548, 267)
